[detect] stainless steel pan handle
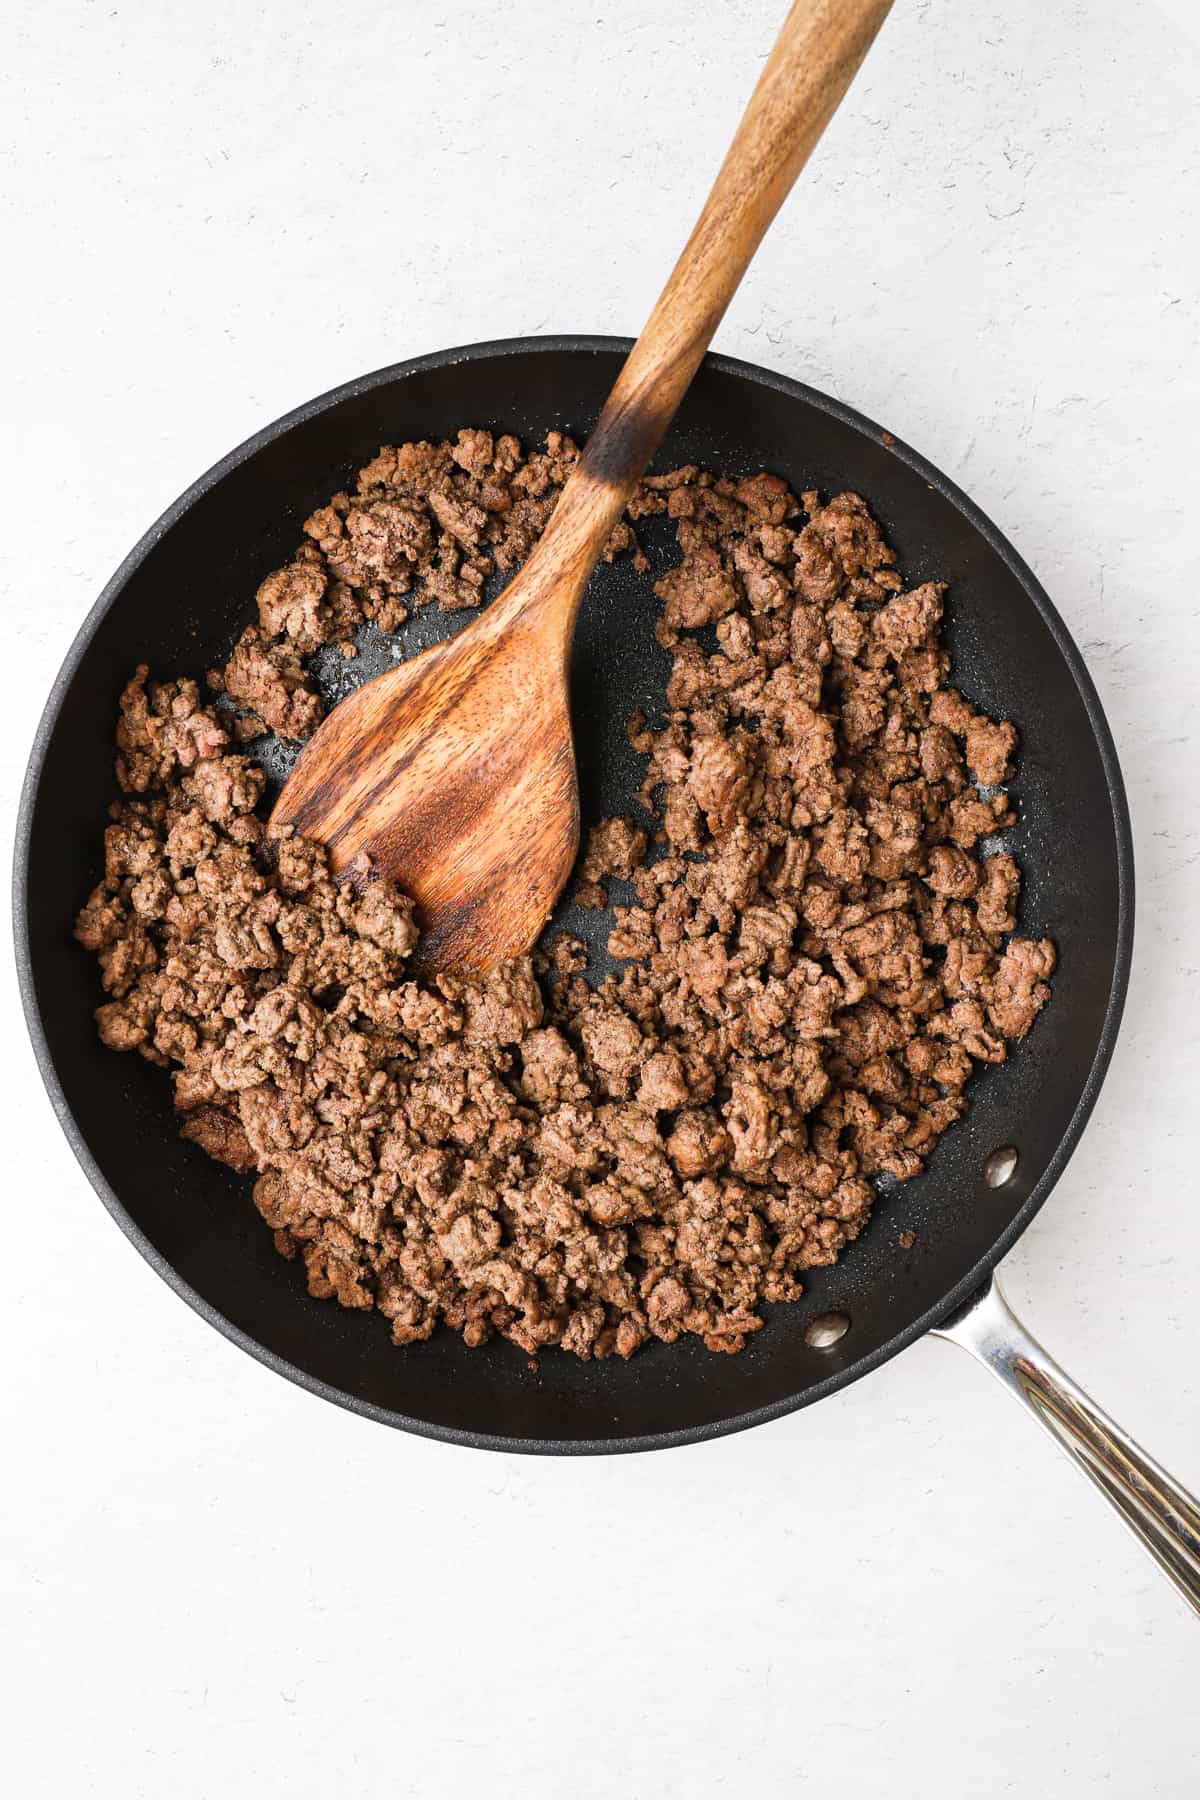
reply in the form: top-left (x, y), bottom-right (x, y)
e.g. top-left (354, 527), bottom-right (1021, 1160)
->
top-left (933, 1277), bottom-right (1200, 1619)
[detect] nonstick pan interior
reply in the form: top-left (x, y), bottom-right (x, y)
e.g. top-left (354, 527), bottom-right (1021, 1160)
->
top-left (15, 338), bottom-right (1132, 1452)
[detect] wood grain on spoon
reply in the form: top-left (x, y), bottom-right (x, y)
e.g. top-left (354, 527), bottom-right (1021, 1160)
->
top-left (270, 0), bottom-right (894, 971)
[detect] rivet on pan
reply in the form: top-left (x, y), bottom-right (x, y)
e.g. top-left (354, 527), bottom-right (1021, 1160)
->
top-left (804, 1311), bottom-right (850, 1349)
top-left (984, 1146), bottom-right (1019, 1189)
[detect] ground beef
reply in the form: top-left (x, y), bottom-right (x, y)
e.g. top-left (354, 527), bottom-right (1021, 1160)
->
top-left (76, 429), bottom-right (1054, 1361)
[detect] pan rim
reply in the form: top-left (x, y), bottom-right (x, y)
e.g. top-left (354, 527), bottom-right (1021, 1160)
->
top-left (13, 334), bottom-right (1135, 1455)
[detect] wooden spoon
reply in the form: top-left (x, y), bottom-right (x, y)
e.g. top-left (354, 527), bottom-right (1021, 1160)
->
top-left (271, 0), bottom-right (893, 971)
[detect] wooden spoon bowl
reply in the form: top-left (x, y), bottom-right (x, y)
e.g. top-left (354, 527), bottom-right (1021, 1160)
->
top-left (273, 553), bottom-right (584, 969)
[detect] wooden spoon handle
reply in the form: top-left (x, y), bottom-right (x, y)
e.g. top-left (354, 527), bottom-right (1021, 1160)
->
top-left (514, 0), bottom-right (893, 633)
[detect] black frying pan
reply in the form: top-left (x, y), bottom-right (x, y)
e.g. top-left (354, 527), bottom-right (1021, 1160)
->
top-left (15, 338), bottom-right (1200, 1605)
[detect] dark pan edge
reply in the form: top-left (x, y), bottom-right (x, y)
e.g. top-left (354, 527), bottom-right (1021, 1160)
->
top-left (13, 335), bottom-right (1135, 1455)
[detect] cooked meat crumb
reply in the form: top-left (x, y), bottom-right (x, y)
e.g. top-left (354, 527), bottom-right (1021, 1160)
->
top-left (76, 429), bottom-right (1054, 1361)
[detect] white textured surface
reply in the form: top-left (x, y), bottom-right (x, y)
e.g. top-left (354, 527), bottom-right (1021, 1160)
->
top-left (3, 1), bottom-right (1199, 1793)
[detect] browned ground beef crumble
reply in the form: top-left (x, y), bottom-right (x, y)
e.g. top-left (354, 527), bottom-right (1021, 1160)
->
top-left (75, 428), bottom-right (1055, 1360)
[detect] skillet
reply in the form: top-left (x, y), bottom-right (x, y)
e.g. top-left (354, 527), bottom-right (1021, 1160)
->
top-left (14, 336), bottom-right (1199, 1610)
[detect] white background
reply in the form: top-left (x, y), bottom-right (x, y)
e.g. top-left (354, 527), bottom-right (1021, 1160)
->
top-left (3, 1), bottom-right (1199, 1793)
